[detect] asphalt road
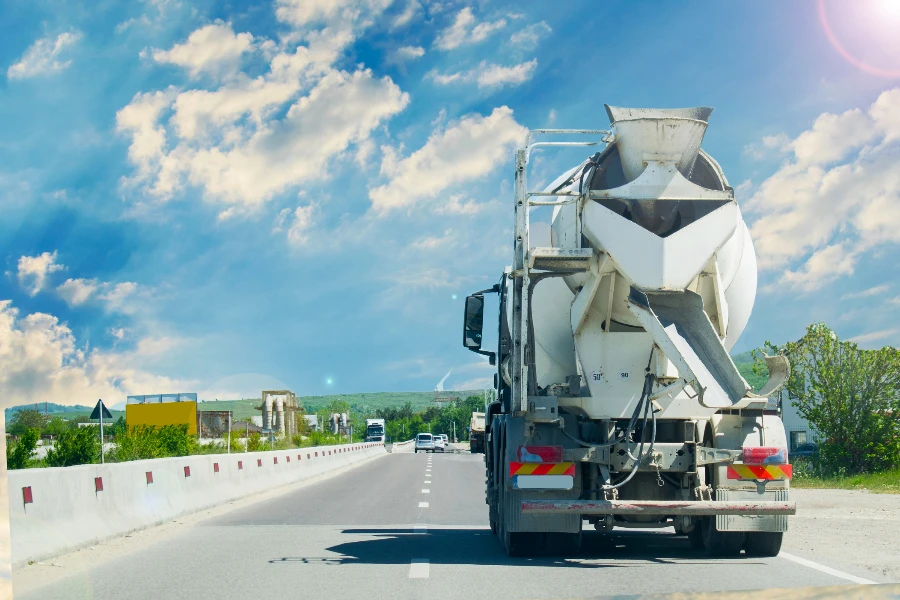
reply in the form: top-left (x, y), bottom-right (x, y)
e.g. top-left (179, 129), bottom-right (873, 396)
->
top-left (11, 451), bottom-right (894, 600)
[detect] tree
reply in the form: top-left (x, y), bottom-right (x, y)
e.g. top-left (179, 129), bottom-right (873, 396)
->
top-left (756, 323), bottom-right (900, 475)
top-left (43, 416), bottom-right (70, 437)
top-left (45, 427), bottom-right (100, 467)
top-left (6, 428), bottom-right (40, 469)
top-left (8, 409), bottom-right (49, 436)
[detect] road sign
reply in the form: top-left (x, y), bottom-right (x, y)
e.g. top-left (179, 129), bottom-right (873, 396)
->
top-left (90, 400), bottom-right (113, 421)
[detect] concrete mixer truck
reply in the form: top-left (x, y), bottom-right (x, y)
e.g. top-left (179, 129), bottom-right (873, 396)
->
top-left (462, 106), bottom-right (795, 558)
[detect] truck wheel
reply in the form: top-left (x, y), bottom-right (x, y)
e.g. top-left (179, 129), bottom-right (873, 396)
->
top-left (414, 448), bottom-right (418, 453)
top-left (687, 523), bottom-right (705, 550)
top-left (744, 532), bottom-right (783, 557)
top-left (701, 518), bottom-right (744, 557)
top-left (544, 531), bottom-right (582, 556)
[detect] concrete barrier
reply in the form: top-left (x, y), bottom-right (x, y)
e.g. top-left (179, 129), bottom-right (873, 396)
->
top-left (7, 442), bottom-right (386, 566)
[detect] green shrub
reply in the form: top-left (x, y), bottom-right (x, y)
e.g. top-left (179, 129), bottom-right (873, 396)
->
top-left (246, 432), bottom-right (263, 452)
top-left (46, 427), bottom-right (99, 467)
top-left (6, 428), bottom-right (40, 469)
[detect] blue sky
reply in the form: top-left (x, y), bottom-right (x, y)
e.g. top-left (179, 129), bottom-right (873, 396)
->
top-left (1, 0), bottom-right (899, 406)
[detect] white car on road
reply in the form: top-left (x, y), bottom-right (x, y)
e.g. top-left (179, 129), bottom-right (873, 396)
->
top-left (433, 435), bottom-right (446, 452)
top-left (414, 433), bottom-right (434, 453)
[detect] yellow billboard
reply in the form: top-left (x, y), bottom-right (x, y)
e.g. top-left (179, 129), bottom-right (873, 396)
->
top-left (126, 401), bottom-right (197, 435)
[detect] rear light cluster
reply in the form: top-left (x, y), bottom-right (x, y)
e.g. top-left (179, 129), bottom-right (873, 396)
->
top-left (742, 446), bottom-right (788, 465)
top-left (517, 445), bottom-right (563, 463)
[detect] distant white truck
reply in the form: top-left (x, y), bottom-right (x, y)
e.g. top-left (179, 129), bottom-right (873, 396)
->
top-left (365, 418), bottom-right (385, 443)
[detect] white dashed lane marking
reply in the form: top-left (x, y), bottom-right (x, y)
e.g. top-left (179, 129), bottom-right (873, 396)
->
top-left (409, 559), bottom-right (429, 578)
top-left (422, 489), bottom-right (430, 493)
top-left (418, 501), bottom-right (429, 508)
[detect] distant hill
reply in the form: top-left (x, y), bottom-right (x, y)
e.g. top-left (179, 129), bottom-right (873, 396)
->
top-left (731, 350), bottom-right (767, 392)
top-left (5, 391), bottom-right (485, 424)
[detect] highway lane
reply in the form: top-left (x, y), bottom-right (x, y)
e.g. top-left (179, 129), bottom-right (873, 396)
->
top-left (12, 451), bottom-right (888, 600)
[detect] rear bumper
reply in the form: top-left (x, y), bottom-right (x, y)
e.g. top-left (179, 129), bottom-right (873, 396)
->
top-left (520, 500), bottom-right (796, 517)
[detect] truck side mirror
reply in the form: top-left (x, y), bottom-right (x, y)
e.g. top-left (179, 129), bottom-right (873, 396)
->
top-left (463, 295), bottom-right (484, 350)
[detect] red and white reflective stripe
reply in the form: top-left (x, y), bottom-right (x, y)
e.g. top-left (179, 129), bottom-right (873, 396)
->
top-left (727, 464), bottom-right (793, 480)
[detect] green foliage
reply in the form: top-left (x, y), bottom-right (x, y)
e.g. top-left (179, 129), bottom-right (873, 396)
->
top-left (6, 428), bottom-right (40, 469)
top-left (757, 323), bottom-right (900, 475)
top-left (110, 424), bottom-right (195, 462)
top-left (45, 427), bottom-right (100, 467)
top-left (43, 416), bottom-right (70, 437)
top-left (8, 409), bottom-right (49, 436)
top-left (246, 432), bottom-right (263, 452)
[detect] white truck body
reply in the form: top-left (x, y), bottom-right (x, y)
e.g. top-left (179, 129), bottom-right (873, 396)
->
top-left (365, 418), bottom-right (385, 443)
top-left (463, 106), bottom-right (794, 558)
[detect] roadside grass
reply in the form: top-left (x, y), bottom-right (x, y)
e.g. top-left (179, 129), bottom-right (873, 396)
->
top-left (791, 467), bottom-right (900, 493)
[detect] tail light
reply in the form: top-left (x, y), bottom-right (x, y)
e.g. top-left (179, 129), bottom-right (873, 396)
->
top-left (517, 445), bottom-right (563, 463)
top-left (742, 446), bottom-right (788, 465)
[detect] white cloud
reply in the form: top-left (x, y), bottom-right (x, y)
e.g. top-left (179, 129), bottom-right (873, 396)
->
top-left (286, 204), bottom-right (317, 245)
top-left (547, 109), bottom-right (556, 125)
top-left (7, 30), bottom-right (82, 79)
top-left (392, 0), bottom-right (421, 28)
top-left (151, 22), bottom-right (255, 80)
top-left (429, 59), bottom-right (537, 89)
top-left (434, 7), bottom-right (506, 50)
top-left (387, 45), bottom-right (425, 66)
top-left (509, 21), bottom-right (551, 49)
top-left (0, 301), bottom-right (189, 408)
top-left (743, 133), bottom-right (790, 160)
top-left (56, 277), bottom-right (140, 311)
top-left (848, 328), bottom-right (900, 346)
top-left (778, 242), bottom-right (858, 293)
top-left (57, 278), bottom-right (99, 305)
top-left (369, 106), bottom-right (527, 212)
top-left (16, 251), bottom-right (64, 296)
top-left (274, 0), bottom-right (392, 27)
top-left (747, 87), bottom-right (900, 291)
top-left (841, 285), bottom-right (890, 300)
top-left (435, 194), bottom-right (484, 215)
top-left (118, 9), bottom-right (410, 213)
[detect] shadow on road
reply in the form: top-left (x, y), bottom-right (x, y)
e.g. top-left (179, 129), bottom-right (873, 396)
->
top-left (268, 528), bottom-right (764, 568)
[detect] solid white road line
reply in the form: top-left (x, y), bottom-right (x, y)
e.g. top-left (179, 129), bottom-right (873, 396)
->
top-left (418, 501), bottom-right (429, 508)
top-left (422, 489), bottom-right (430, 493)
top-left (779, 552), bottom-right (877, 585)
top-left (414, 525), bottom-right (427, 535)
top-left (409, 559), bottom-right (430, 578)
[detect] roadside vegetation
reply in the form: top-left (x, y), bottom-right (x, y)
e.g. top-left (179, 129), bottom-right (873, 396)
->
top-left (755, 323), bottom-right (900, 488)
top-left (4, 394), bottom-right (487, 469)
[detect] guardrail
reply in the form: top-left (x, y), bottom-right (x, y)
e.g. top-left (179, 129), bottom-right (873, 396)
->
top-left (7, 442), bottom-right (386, 566)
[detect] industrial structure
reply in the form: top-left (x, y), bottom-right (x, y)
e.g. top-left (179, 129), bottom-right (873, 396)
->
top-left (258, 390), bottom-right (298, 438)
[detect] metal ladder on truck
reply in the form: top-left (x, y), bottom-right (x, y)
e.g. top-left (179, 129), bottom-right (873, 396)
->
top-left (509, 129), bottom-right (611, 414)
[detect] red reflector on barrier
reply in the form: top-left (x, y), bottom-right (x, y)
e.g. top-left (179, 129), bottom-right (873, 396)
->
top-left (517, 445), bottom-right (563, 463)
top-left (23, 486), bottom-right (33, 504)
top-left (274, 457), bottom-right (278, 464)
top-left (95, 477), bottom-right (104, 492)
top-left (257, 459), bottom-right (262, 467)
top-left (298, 454), bottom-right (301, 461)
top-left (315, 452), bottom-right (318, 457)
top-left (238, 461), bottom-right (243, 470)
top-left (146, 471), bottom-right (153, 484)
top-left (286, 456), bottom-right (290, 462)
top-left (742, 447), bottom-right (788, 465)
top-left (184, 466), bottom-right (190, 477)
top-left (307, 454), bottom-right (311, 459)
top-left (214, 463), bottom-right (219, 473)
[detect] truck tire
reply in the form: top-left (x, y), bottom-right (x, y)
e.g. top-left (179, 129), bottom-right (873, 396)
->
top-left (497, 418), bottom-right (529, 557)
top-left (744, 532), bottom-right (783, 557)
top-left (701, 518), bottom-right (744, 557)
top-left (687, 524), bottom-right (705, 550)
top-left (544, 531), bottom-right (582, 556)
